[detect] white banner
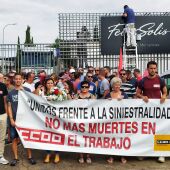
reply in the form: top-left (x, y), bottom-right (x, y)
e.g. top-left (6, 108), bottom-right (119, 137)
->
top-left (16, 91), bottom-right (170, 156)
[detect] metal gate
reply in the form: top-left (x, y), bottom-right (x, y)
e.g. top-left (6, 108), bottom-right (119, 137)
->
top-left (58, 13), bottom-right (170, 74)
top-left (1, 13), bottom-right (170, 75)
top-left (0, 44), bottom-right (56, 74)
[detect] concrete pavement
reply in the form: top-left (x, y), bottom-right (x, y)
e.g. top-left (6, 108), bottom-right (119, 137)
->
top-left (0, 144), bottom-right (170, 170)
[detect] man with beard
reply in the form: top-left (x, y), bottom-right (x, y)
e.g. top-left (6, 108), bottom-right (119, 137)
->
top-left (136, 61), bottom-right (167, 163)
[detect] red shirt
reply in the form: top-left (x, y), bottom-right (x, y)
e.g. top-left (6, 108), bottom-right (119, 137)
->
top-left (138, 76), bottom-right (165, 99)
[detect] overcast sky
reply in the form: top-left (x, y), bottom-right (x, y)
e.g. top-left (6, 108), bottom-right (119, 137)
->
top-left (0, 0), bottom-right (170, 44)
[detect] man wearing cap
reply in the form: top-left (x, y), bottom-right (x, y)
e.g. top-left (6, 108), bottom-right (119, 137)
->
top-left (69, 68), bottom-right (76, 82)
top-left (123, 5), bottom-right (136, 47)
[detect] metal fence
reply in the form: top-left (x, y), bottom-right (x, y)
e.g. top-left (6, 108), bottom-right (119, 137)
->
top-left (0, 13), bottom-right (170, 75)
top-left (0, 44), bottom-right (56, 74)
top-left (58, 12), bottom-right (170, 74)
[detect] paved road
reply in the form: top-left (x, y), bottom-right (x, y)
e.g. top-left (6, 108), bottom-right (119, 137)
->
top-left (0, 144), bottom-right (169, 170)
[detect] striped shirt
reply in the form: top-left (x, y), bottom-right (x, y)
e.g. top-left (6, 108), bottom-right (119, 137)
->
top-left (120, 81), bottom-right (136, 98)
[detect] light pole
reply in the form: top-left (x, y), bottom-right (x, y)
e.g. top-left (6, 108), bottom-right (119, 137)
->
top-left (2, 23), bottom-right (17, 73)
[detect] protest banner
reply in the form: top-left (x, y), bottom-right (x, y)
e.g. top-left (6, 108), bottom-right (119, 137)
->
top-left (16, 91), bottom-right (170, 156)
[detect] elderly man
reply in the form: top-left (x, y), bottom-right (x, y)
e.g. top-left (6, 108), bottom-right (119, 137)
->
top-left (23, 72), bottom-right (35, 92)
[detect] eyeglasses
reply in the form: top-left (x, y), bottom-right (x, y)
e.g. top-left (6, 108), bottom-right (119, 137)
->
top-left (47, 82), bottom-right (54, 84)
top-left (81, 86), bottom-right (89, 89)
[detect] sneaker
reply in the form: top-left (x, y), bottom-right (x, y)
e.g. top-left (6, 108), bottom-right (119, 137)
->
top-left (158, 157), bottom-right (165, 163)
top-left (28, 158), bottom-right (36, 165)
top-left (0, 156), bottom-right (9, 165)
top-left (86, 157), bottom-right (92, 164)
top-left (126, 45), bottom-right (131, 49)
top-left (131, 44), bottom-right (137, 47)
top-left (121, 157), bottom-right (127, 164)
top-left (107, 157), bottom-right (114, 164)
top-left (10, 159), bottom-right (19, 166)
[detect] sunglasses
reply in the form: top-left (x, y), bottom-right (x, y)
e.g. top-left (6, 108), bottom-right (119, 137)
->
top-left (120, 73), bottom-right (126, 76)
top-left (87, 76), bottom-right (93, 78)
top-left (95, 70), bottom-right (99, 71)
top-left (81, 86), bottom-right (89, 89)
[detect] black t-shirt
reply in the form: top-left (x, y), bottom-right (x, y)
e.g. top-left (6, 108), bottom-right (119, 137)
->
top-left (7, 87), bottom-right (30, 120)
top-left (0, 82), bottom-right (8, 115)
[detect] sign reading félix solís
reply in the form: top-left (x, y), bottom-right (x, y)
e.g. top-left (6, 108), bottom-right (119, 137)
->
top-left (101, 16), bottom-right (170, 55)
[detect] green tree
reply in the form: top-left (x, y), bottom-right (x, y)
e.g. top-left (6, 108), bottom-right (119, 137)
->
top-left (24, 25), bottom-right (34, 46)
top-left (31, 37), bottom-right (34, 44)
top-left (16, 36), bottom-right (21, 72)
top-left (51, 38), bottom-right (60, 48)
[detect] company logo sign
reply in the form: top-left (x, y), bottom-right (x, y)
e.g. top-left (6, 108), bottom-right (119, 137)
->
top-left (101, 16), bottom-right (170, 55)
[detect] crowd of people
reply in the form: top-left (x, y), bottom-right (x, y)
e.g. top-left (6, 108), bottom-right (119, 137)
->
top-left (0, 60), bottom-right (168, 166)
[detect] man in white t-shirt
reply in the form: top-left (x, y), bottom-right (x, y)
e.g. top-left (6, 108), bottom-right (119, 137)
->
top-left (23, 72), bottom-right (35, 92)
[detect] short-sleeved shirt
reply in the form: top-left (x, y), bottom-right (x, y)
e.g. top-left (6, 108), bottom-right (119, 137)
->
top-left (120, 81), bottom-right (136, 98)
top-left (23, 82), bottom-right (35, 92)
top-left (0, 82), bottom-right (8, 115)
top-left (124, 7), bottom-right (135, 24)
top-left (138, 76), bottom-right (165, 99)
top-left (128, 77), bottom-right (137, 88)
top-left (99, 78), bottom-right (110, 96)
top-left (77, 81), bottom-right (97, 95)
top-left (7, 87), bottom-right (30, 120)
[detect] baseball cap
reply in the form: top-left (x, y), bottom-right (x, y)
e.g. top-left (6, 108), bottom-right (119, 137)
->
top-left (69, 68), bottom-right (75, 73)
